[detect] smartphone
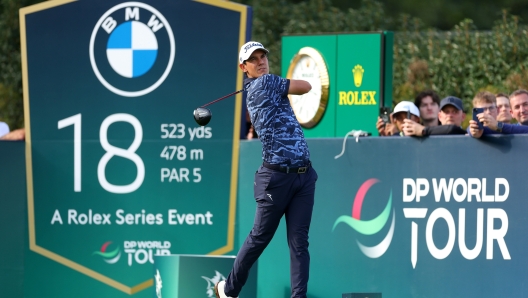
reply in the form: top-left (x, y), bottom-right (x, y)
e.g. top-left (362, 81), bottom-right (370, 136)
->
top-left (379, 107), bottom-right (391, 124)
top-left (473, 107), bottom-right (484, 129)
top-left (406, 110), bottom-right (411, 119)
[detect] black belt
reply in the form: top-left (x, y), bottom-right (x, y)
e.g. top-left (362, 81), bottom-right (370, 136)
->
top-left (262, 161), bottom-right (311, 174)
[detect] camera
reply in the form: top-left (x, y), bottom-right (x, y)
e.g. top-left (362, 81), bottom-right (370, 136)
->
top-left (379, 107), bottom-right (391, 124)
top-left (472, 107), bottom-right (484, 129)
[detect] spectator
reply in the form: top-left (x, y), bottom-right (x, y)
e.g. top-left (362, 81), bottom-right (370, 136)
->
top-left (0, 128), bottom-right (25, 141)
top-left (376, 101), bottom-right (420, 136)
top-left (472, 91), bottom-right (498, 125)
top-left (245, 111), bottom-right (257, 140)
top-left (0, 122), bottom-right (9, 138)
top-left (496, 92), bottom-right (512, 123)
top-left (510, 89), bottom-right (528, 125)
top-left (376, 101), bottom-right (420, 137)
top-left (468, 89), bottom-right (528, 138)
top-left (438, 96), bottom-right (466, 126)
top-left (414, 90), bottom-right (441, 127)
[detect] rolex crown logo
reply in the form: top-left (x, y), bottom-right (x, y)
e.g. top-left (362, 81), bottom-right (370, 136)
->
top-left (352, 65), bottom-right (364, 87)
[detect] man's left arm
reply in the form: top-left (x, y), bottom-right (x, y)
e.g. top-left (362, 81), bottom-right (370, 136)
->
top-left (288, 79), bottom-right (311, 95)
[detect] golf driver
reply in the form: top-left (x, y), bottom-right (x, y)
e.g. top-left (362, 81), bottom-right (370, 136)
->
top-left (193, 89), bottom-right (244, 126)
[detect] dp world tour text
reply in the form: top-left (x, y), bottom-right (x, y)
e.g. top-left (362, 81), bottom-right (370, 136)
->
top-left (402, 178), bottom-right (510, 268)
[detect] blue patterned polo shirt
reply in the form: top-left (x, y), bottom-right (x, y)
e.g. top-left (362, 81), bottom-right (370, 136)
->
top-left (245, 74), bottom-right (310, 167)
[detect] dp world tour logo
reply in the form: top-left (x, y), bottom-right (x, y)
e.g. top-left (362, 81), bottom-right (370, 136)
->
top-left (332, 178), bottom-right (395, 258)
top-left (90, 2), bottom-right (175, 97)
top-left (93, 241), bottom-right (121, 264)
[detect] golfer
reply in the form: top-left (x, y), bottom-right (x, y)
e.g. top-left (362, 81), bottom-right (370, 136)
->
top-left (215, 41), bottom-right (318, 298)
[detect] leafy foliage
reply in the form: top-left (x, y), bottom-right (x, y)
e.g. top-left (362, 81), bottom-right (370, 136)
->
top-left (0, 0), bottom-right (44, 129)
top-left (237, 0), bottom-right (528, 112)
top-left (393, 13), bottom-right (528, 110)
top-left (2, 0), bottom-right (528, 128)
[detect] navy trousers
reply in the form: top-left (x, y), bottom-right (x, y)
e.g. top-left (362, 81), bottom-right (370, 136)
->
top-left (224, 164), bottom-right (318, 298)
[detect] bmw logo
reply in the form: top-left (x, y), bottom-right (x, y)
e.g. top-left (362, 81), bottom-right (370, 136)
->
top-left (89, 2), bottom-right (175, 97)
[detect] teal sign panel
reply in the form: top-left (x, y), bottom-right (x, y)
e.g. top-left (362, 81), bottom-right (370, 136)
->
top-left (153, 255), bottom-right (257, 297)
top-left (0, 142), bottom-right (26, 298)
top-left (20, 0), bottom-right (251, 296)
top-left (238, 136), bottom-right (528, 297)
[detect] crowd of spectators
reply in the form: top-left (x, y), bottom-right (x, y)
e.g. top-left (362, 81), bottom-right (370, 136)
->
top-left (376, 89), bottom-right (528, 139)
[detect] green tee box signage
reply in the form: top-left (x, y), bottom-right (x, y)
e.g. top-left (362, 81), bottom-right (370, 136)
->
top-left (238, 136), bottom-right (528, 297)
top-left (20, 0), bottom-right (250, 296)
top-left (153, 255), bottom-right (257, 297)
top-left (282, 32), bottom-right (393, 137)
top-left (0, 142), bottom-right (26, 298)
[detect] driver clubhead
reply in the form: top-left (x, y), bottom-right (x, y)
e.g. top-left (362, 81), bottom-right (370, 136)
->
top-left (193, 107), bottom-right (212, 126)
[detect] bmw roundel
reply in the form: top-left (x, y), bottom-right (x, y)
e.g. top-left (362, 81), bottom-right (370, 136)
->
top-left (90, 2), bottom-right (175, 97)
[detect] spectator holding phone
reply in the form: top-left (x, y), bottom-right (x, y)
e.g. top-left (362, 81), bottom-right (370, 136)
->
top-left (470, 91), bottom-right (498, 129)
top-left (469, 89), bottom-right (528, 138)
top-left (376, 101), bottom-right (421, 136)
top-left (376, 101), bottom-right (420, 136)
top-left (401, 96), bottom-right (467, 136)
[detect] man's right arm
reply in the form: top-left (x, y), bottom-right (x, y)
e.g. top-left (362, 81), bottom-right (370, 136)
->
top-left (288, 79), bottom-right (311, 95)
top-left (500, 123), bottom-right (528, 134)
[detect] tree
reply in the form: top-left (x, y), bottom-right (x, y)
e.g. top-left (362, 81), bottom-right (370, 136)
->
top-left (0, 0), bottom-right (45, 129)
top-left (3, 0), bottom-right (528, 129)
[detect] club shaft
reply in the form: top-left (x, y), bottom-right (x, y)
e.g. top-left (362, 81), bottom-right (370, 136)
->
top-left (201, 89), bottom-right (244, 107)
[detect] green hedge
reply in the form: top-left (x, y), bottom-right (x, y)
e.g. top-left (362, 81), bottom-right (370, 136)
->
top-left (245, 0), bottom-right (528, 111)
top-left (393, 14), bottom-right (528, 111)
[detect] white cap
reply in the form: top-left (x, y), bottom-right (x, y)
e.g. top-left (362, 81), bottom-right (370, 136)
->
top-left (393, 101), bottom-right (420, 118)
top-left (239, 41), bottom-right (269, 64)
top-left (0, 122), bottom-right (10, 138)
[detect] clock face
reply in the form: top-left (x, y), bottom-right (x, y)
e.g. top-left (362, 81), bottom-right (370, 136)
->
top-left (290, 55), bottom-right (322, 124)
top-left (286, 47), bottom-right (329, 128)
